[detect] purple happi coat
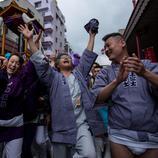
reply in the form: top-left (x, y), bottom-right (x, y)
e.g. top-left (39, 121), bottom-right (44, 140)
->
top-left (0, 61), bottom-right (37, 142)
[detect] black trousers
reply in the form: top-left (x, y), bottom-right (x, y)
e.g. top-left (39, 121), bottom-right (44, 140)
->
top-left (21, 123), bottom-right (37, 158)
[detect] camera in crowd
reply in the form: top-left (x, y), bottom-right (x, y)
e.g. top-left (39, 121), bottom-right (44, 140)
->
top-left (84, 18), bottom-right (99, 34)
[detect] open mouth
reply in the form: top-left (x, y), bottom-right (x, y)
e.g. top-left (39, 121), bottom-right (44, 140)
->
top-left (8, 67), bottom-right (15, 72)
top-left (106, 52), bottom-right (112, 57)
top-left (106, 49), bottom-right (113, 56)
top-left (63, 60), bottom-right (69, 63)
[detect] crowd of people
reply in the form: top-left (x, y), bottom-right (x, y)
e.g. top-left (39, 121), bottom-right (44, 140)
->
top-left (0, 21), bottom-right (158, 158)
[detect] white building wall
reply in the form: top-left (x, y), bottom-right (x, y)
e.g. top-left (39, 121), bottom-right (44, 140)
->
top-left (29, 0), bottom-right (66, 56)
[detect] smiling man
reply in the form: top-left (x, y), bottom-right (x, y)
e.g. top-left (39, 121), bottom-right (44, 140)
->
top-left (92, 32), bottom-right (158, 158)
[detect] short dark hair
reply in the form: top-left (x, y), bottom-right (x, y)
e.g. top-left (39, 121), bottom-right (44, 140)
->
top-left (93, 64), bottom-right (102, 69)
top-left (102, 32), bottom-right (124, 42)
top-left (55, 53), bottom-right (70, 69)
top-left (56, 53), bottom-right (69, 60)
top-left (10, 53), bottom-right (24, 66)
top-left (93, 62), bottom-right (100, 67)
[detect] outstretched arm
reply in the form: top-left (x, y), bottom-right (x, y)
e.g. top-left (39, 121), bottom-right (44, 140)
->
top-left (76, 30), bottom-right (98, 78)
top-left (18, 24), bottom-right (55, 88)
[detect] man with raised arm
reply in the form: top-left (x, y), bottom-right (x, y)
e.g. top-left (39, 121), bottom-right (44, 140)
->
top-left (18, 24), bottom-right (98, 158)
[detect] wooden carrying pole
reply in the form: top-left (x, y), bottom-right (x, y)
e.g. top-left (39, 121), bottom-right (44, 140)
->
top-left (1, 24), bottom-right (6, 56)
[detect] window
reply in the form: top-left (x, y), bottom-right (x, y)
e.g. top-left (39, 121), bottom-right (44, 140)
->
top-left (55, 37), bottom-right (58, 43)
top-left (44, 46), bottom-right (52, 51)
top-left (41, 11), bottom-right (45, 16)
top-left (56, 26), bottom-right (58, 32)
top-left (56, 13), bottom-right (59, 20)
top-left (35, 1), bottom-right (41, 8)
top-left (60, 42), bottom-right (62, 48)
top-left (60, 31), bottom-right (62, 36)
top-left (60, 20), bottom-right (63, 26)
top-left (43, 33), bottom-right (49, 37)
top-left (46, 0), bottom-right (48, 3)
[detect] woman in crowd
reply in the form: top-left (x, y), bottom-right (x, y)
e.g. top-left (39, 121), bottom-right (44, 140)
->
top-left (0, 53), bottom-right (37, 158)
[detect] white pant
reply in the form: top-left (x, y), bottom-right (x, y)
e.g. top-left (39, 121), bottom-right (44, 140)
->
top-left (73, 124), bottom-right (96, 158)
top-left (35, 126), bottom-right (49, 145)
top-left (52, 124), bottom-right (96, 158)
top-left (2, 138), bottom-right (23, 158)
top-left (33, 126), bottom-right (52, 158)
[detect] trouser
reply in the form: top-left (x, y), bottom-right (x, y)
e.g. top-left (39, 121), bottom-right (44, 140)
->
top-left (53, 143), bottom-right (73, 158)
top-left (22, 123), bottom-right (37, 158)
top-left (32, 125), bottom-right (53, 158)
top-left (32, 141), bottom-right (53, 158)
top-left (35, 125), bottom-right (49, 145)
top-left (2, 138), bottom-right (23, 158)
top-left (0, 143), bottom-right (4, 158)
top-left (53, 124), bottom-right (96, 158)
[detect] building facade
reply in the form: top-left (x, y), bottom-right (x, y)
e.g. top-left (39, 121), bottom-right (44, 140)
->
top-left (124, 0), bottom-right (158, 62)
top-left (29, 0), bottom-right (67, 56)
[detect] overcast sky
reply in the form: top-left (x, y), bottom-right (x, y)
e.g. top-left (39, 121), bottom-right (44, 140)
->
top-left (58, 0), bottom-right (133, 57)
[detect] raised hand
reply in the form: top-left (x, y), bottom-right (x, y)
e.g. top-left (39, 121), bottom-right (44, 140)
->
top-left (18, 24), bottom-right (38, 53)
top-left (18, 24), bottom-right (33, 40)
top-left (89, 29), bottom-right (97, 37)
top-left (0, 56), bottom-right (8, 69)
top-left (123, 53), bottom-right (146, 76)
top-left (116, 57), bottom-right (129, 84)
top-left (33, 29), bottom-right (42, 49)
